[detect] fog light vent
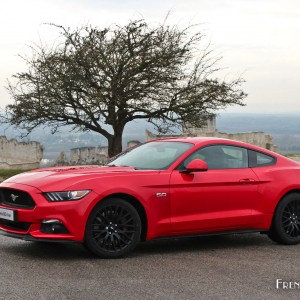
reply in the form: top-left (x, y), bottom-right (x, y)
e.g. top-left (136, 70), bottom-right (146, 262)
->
top-left (41, 219), bottom-right (69, 234)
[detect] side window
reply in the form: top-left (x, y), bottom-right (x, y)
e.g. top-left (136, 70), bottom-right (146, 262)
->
top-left (221, 146), bottom-right (248, 168)
top-left (249, 150), bottom-right (276, 167)
top-left (180, 145), bottom-right (248, 170)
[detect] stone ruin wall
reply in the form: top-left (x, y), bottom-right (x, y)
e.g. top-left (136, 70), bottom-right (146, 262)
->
top-left (68, 146), bottom-right (108, 165)
top-left (56, 131), bottom-right (279, 167)
top-left (183, 116), bottom-right (278, 152)
top-left (127, 140), bottom-right (142, 148)
top-left (56, 142), bottom-right (141, 166)
top-left (147, 124), bottom-right (279, 153)
top-left (0, 136), bottom-right (43, 169)
top-left (146, 130), bottom-right (279, 153)
top-left (54, 116), bottom-right (281, 166)
top-left (187, 131), bottom-right (279, 152)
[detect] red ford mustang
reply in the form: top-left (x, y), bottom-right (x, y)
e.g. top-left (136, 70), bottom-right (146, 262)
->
top-left (0, 137), bottom-right (300, 258)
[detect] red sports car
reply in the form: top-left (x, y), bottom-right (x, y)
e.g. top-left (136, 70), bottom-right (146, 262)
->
top-left (0, 137), bottom-right (299, 258)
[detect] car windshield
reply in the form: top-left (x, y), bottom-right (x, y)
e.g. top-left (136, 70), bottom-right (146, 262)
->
top-left (107, 141), bottom-right (193, 170)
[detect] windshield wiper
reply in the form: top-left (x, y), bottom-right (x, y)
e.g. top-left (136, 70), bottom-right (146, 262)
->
top-left (107, 164), bottom-right (137, 169)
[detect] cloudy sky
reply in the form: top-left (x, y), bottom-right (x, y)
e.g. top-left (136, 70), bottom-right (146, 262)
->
top-left (0, 0), bottom-right (299, 113)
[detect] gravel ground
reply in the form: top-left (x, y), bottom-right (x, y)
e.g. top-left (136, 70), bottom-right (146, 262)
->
top-left (0, 233), bottom-right (299, 300)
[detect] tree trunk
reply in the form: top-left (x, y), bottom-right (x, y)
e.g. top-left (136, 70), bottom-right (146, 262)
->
top-left (107, 128), bottom-right (124, 158)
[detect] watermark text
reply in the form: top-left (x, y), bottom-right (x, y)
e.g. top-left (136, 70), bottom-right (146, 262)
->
top-left (276, 279), bottom-right (300, 290)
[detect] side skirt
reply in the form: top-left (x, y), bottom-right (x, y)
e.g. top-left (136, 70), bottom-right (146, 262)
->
top-left (154, 229), bottom-right (268, 241)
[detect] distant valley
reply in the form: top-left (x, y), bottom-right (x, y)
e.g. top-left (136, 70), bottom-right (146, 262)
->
top-left (1, 113), bottom-right (300, 162)
top-left (217, 113), bottom-right (300, 154)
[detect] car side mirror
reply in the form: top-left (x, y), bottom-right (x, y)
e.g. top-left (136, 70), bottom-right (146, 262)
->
top-left (180, 159), bottom-right (208, 173)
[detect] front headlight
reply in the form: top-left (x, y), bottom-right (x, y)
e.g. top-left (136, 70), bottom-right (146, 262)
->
top-left (44, 190), bottom-right (91, 202)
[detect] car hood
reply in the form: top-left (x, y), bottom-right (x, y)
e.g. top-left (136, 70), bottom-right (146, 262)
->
top-left (1, 165), bottom-right (137, 191)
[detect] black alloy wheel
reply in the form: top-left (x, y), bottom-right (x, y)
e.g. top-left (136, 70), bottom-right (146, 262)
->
top-left (281, 200), bottom-right (300, 238)
top-left (84, 198), bottom-right (141, 258)
top-left (268, 193), bottom-right (300, 244)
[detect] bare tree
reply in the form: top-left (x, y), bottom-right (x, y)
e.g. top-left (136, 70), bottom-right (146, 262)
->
top-left (3, 20), bottom-right (246, 157)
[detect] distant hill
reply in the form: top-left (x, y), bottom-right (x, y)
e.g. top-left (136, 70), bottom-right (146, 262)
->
top-left (0, 120), bottom-right (157, 161)
top-left (216, 113), bottom-right (300, 153)
top-left (216, 113), bottom-right (300, 135)
top-left (1, 113), bottom-right (300, 161)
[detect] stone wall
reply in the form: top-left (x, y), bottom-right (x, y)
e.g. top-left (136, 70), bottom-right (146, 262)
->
top-left (127, 140), bottom-right (142, 148)
top-left (146, 115), bottom-right (278, 153)
top-left (54, 117), bottom-right (279, 167)
top-left (146, 130), bottom-right (278, 152)
top-left (0, 136), bottom-right (43, 169)
top-left (192, 131), bottom-right (278, 152)
top-left (57, 141), bottom-right (142, 166)
top-left (184, 116), bottom-right (217, 136)
top-left (70, 146), bottom-right (108, 165)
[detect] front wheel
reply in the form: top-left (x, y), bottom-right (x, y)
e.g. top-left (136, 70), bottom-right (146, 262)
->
top-left (268, 193), bottom-right (300, 245)
top-left (84, 198), bottom-right (141, 258)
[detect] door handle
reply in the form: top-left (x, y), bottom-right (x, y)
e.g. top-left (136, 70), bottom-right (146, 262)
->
top-left (239, 178), bottom-right (256, 183)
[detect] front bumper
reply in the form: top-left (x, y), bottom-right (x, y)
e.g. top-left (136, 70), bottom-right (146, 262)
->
top-left (0, 230), bottom-right (78, 243)
top-left (0, 182), bottom-right (98, 242)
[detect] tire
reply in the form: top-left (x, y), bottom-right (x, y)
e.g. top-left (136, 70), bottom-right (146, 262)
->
top-left (268, 193), bottom-right (300, 245)
top-left (84, 198), bottom-right (141, 258)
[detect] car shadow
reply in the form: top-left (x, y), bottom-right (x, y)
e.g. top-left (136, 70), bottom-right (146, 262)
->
top-left (0, 239), bottom-right (92, 260)
top-left (0, 232), bottom-right (276, 260)
top-left (134, 233), bottom-right (274, 257)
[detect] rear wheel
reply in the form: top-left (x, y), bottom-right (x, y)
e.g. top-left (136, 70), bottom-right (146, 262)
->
top-left (268, 193), bottom-right (300, 244)
top-left (84, 198), bottom-right (141, 258)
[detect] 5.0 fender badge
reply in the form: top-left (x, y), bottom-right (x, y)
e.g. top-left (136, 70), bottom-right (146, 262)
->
top-left (156, 193), bottom-right (167, 198)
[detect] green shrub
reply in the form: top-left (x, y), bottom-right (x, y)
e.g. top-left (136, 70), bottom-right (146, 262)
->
top-left (0, 169), bottom-right (33, 180)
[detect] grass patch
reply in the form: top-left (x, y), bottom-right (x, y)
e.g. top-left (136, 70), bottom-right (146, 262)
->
top-left (0, 169), bottom-right (33, 179)
top-left (284, 153), bottom-right (300, 157)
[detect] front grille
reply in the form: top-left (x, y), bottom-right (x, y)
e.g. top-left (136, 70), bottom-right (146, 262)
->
top-left (0, 219), bottom-right (31, 231)
top-left (0, 188), bottom-right (36, 209)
